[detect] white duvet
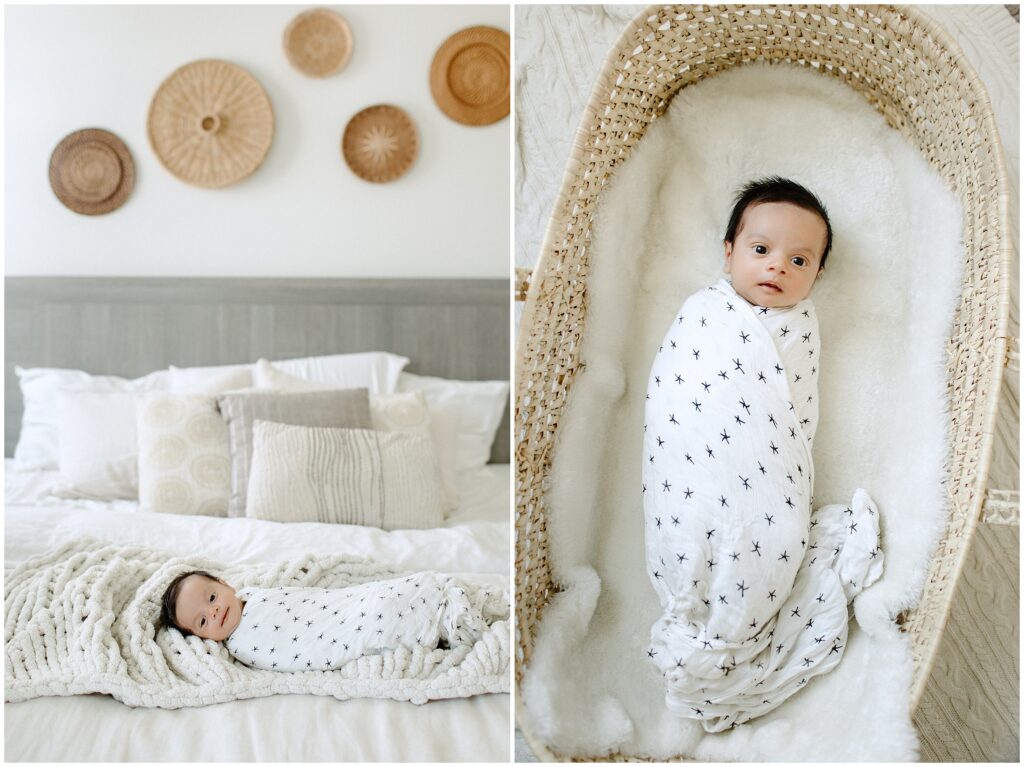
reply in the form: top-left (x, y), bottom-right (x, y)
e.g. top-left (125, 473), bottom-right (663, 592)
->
top-left (4, 461), bottom-right (510, 762)
top-left (643, 280), bottom-right (884, 731)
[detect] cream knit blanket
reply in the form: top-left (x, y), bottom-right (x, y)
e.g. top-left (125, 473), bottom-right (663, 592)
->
top-left (5, 539), bottom-right (510, 708)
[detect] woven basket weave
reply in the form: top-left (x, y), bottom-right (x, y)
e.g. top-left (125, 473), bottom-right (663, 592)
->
top-left (515, 4), bottom-right (1010, 759)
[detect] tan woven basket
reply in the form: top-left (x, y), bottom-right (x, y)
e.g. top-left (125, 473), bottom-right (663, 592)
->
top-left (147, 59), bottom-right (275, 189)
top-left (515, 4), bottom-right (1011, 760)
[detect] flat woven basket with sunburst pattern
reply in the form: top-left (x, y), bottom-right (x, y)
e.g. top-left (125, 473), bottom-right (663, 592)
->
top-left (515, 4), bottom-right (1011, 761)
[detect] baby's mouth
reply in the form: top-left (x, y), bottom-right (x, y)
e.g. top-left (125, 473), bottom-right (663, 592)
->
top-left (759, 282), bottom-right (782, 293)
top-left (221, 607), bottom-right (229, 626)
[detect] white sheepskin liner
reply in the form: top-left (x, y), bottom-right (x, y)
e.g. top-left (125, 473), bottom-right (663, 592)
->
top-left (519, 63), bottom-right (963, 761)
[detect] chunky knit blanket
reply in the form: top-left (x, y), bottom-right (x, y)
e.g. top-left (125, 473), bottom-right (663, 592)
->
top-left (5, 539), bottom-right (509, 708)
top-left (642, 279), bottom-right (884, 732)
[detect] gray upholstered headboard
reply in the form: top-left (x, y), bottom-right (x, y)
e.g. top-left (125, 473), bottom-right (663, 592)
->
top-left (4, 277), bottom-right (509, 462)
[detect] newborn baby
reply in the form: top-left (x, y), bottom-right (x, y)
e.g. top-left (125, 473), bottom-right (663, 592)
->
top-left (642, 176), bottom-right (884, 731)
top-left (161, 569), bottom-right (494, 672)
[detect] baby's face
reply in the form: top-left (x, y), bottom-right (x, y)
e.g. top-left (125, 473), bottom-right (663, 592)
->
top-left (724, 201), bottom-right (826, 308)
top-left (174, 574), bottom-right (243, 641)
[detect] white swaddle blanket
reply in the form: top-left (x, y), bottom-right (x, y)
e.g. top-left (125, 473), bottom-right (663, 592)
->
top-left (642, 278), bottom-right (885, 732)
top-left (226, 574), bottom-right (500, 672)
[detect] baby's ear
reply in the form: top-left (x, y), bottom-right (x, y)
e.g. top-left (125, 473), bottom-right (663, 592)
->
top-left (723, 241), bottom-right (733, 272)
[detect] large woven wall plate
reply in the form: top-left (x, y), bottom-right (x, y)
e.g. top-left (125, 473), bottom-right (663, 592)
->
top-left (283, 8), bottom-right (353, 77)
top-left (49, 128), bottom-right (135, 215)
top-left (147, 59), bottom-right (275, 189)
top-left (341, 105), bottom-right (419, 183)
top-left (429, 26), bottom-right (510, 126)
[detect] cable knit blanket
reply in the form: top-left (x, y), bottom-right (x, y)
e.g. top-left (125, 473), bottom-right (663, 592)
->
top-left (642, 278), bottom-right (884, 732)
top-left (5, 539), bottom-right (510, 708)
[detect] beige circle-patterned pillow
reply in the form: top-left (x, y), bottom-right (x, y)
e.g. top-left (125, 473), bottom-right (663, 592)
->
top-left (137, 393), bottom-right (231, 516)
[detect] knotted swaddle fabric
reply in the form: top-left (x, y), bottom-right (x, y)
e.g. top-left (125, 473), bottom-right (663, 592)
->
top-left (5, 539), bottom-right (509, 708)
top-left (642, 278), bottom-right (884, 732)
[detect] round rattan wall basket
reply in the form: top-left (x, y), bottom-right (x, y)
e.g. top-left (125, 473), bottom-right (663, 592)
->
top-left (341, 104), bottom-right (419, 183)
top-left (515, 4), bottom-right (1010, 761)
top-left (430, 25), bottom-right (510, 126)
top-left (48, 128), bottom-right (135, 215)
top-left (283, 8), bottom-right (353, 77)
top-left (147, 59), bottom-right (275, 189)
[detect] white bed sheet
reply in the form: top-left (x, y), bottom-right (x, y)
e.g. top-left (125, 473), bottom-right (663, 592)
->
top-left (3, 461), bottom-right (511, 762)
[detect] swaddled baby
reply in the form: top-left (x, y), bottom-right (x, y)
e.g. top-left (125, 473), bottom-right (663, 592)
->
top-left (161, 569), bottom-right (495, 672)
top-left (642, 177), bottom-right (884, 731)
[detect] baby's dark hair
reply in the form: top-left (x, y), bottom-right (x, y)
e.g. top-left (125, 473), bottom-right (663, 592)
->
top-left (159, 569), bottom-right (218, 635)
top-left (724, 176), bottom-right (833, 269)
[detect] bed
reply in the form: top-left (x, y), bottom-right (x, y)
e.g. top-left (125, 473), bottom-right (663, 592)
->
top-left (4, 277), bottom-right (511, 762)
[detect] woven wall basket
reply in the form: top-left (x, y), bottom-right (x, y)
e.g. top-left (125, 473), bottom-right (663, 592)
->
top-left (48, 128), bottom-right (134, 215)
top-left (515, 4), bottom-right (1011, 761)
top-left (430, 26), bottom-right (510, 126)
top-left (341, 104), bottom-right (419, 183)
top-left (147, 59), bottom-right (275, 189)
top-left (283, 8), bottom-right (353, 77)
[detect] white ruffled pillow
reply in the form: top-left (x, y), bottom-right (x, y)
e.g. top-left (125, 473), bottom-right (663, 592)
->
top-left (246, 421), bottom-right (445, 530)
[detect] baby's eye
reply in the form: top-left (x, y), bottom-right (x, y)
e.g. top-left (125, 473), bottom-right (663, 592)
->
top-left (791, 256), bottom-right (807, 267)
top-left (753, 245), bottom-right (767, 255)
top-left (209, 593), bottom-right (216, 602)
top-left (199, 617), bottom-right (206, 627)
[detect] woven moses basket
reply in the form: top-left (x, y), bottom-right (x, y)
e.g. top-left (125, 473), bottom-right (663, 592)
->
top-left (515, 4), bottom-right (1011, 759)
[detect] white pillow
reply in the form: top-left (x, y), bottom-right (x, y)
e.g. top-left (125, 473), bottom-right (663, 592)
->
top-left (268, 352), bottom-right (409, 394)
top-left (171, 352), bottom-right (409, 396)
top-left (169, 364), bottom-right (252, 393)
top-left (252, 359), bottom-right (322, 391)
top-left (13, 366), bottom-right (170, 471)
top-left (52, 390), bottom-right (140, 500)
top-left (246, 421), bottom-right (445, 530)
top-left (396, 372), bottom-right (509, 471)
top-left (136, 393), bottom-right (231, 516)
top-left (254, 359), bottom-right (458, 509)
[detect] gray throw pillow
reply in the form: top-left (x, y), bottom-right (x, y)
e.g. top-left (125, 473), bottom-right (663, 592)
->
top-left (217, 388), bottom-right (371, 517)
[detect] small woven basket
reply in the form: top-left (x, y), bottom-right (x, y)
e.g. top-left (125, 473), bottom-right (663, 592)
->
top-left (515, 4), bottom-right (1011, 760)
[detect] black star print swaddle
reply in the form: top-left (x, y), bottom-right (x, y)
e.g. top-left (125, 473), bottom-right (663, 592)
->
top-left (225, 573), bottom-right (494, 672)
top-left (642, 278), bottom-right (884, 733)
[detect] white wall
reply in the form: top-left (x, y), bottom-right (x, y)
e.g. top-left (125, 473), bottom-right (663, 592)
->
top-left (4, 4), bottom-right (510, 278)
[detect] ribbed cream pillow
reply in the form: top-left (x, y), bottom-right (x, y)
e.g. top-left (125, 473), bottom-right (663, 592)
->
top-left (245, 420), bottom-right (445, 530)
top-left (136, 393), bottom-right (231, 516)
